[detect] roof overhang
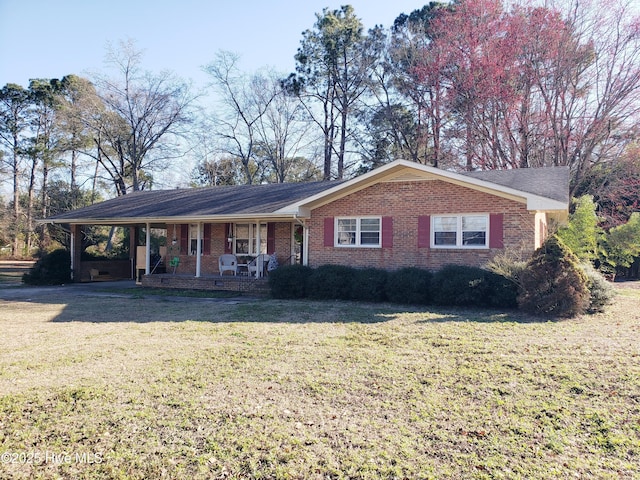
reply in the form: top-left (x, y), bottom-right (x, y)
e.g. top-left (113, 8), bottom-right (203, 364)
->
top-left (40, 212), bottom-right (304, 226)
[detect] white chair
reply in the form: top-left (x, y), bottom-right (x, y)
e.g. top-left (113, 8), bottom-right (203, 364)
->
top-left (247, 254), bottom-right (269, 278)
top-left (218, 254), bottom-right (237, 276)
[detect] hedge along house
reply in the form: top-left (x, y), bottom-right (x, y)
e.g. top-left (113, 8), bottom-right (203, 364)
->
top-left (44, 160), bottom-right (569, 292)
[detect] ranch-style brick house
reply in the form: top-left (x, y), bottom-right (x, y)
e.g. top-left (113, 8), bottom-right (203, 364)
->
top-left (45, 160), bottom-right (569, 292)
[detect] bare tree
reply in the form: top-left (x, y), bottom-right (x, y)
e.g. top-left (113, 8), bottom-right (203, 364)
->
top-left (536, 0), bottom-right (640, 191)
top-left (254, 71), bottom-right (318, 183)
top-left (88, 40), bottom-right (196, 195)
top-left (204, 51), bottom-right (278, 184)
top-left (407, 0), bottom-right (640, 184)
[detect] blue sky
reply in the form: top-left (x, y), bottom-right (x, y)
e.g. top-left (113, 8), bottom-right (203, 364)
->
top-left (0, 0), bottom-right (429, 89)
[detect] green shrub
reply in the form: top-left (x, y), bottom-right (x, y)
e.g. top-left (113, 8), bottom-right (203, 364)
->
top-left (432, 265), bottom-right (502, 307)
top-left (557, 195), bottom-right (602, 262)
top-left (350, 268), bottom-right (388, 302)
top-left (307, 264), bottom-right (355, 300)
top-left (22, 249), bottom-right (72, 285)
top-left (518, 236), bottom-right (590, 318)
top-left (484, 271), bottom-right (519, 308)
top-left (268, 264), bottom-right (313, 299)
top-left (599, 212), bottom-right (640, 277)
top-left (485, 250), bottom-right (528, 291)
top-left (385, 267), bottom-right (432, 305)
top-left (580, 262), bottom-right (616, 313)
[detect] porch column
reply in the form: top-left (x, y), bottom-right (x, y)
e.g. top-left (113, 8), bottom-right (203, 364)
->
top-left (255, 220), bottom-right (261, 254)
top-left (195, 222), bottom-right (202, 277)
top-left (129, 227), bottom-right (137, 280)
top-left (145, 223), bottom-right (151, 274)
top-left (303, 223), bottom-right (309, 266)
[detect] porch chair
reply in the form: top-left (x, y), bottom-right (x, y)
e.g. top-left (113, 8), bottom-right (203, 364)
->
top-left (169, 256), bottom-right (180, 274)
top-left (218, 254), bottom-right (237, 276)
top-left (247, 254), bottom-right (269, 278)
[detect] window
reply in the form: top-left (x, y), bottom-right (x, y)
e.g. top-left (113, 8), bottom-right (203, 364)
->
top-left (433, 216), bottom-right (457, 246)
top-left (189, 224), bottom-right (203, 255)
top-left (432, 215), bottom-right (488, 248)
top-left (234, 223), bottom-right (267, 255)
top-left (462, 216), bottom-right (487, 245)
top-left (336, 217), bottom-right (381, 247)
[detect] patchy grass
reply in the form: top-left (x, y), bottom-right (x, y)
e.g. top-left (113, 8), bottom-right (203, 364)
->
top-left (103, 286), bottom-right (241, 299)
top-left (0, 283), bottom-right (638, 479)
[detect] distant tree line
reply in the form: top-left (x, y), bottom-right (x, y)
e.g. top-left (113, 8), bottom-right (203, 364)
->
top-left (1, 0), bottom-right (639, 259)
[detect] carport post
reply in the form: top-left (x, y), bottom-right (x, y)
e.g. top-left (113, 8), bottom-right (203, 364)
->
top-left (145, 223), bottom-right (151, 274)
top-left (70, 225), bottom-right (76, 280)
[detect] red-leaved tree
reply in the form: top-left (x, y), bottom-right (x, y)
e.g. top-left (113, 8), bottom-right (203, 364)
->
top-left (410, 0), bottom-right (640, 185)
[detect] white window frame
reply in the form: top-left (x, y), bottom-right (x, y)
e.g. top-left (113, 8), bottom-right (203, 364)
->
top-left (233, 223), bottom-right (267, 255)
top-left (335, 216), bottom-right (382, 248)
top-left (188, 223), bottom-right (203, 256)
top-left (431, 214), bottom-right (489, 249)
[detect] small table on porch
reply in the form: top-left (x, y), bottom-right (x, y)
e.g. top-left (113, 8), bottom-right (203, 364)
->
top-left (236, 263), bottom-right (248, 276)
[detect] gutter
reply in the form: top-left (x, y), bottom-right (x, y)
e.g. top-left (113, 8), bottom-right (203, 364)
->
top-left (39, 212), bottom-right (307, 226)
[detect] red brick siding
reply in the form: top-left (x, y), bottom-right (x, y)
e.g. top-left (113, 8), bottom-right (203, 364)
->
top-left (274, 222), bottom-right (293, 265)
top-left (307, 180), bottom-right (536, 270)
top-left (167, 222), bottom-right (293, 275)
top-left (142, 274), bottom-right (270, 296)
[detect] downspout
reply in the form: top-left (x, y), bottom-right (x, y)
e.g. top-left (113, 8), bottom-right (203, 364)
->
top-left (303, 223), bottom-right (309, 267)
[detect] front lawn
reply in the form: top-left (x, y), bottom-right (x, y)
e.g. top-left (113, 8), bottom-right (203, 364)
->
top-left (0, 284), bottom-right (638, 479)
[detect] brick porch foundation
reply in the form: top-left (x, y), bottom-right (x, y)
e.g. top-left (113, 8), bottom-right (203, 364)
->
top-left (141, 273), bottom-right (270, 296)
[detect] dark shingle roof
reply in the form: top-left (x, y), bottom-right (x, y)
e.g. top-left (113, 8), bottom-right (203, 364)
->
top-left (462, 166), bottom-right (570, 204)
top-left (47, 180), bottom-right (344, 222)
top-left (46, 162), bottom-right (569, 224)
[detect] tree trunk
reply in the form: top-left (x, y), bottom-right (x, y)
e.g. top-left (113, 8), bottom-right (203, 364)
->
top-left (338, 104), bottom-right (348, 179)
top-left (11, 133), bottom-right (21, 257)
top-left (322, 91), bottom-right (333, 180)
top-left (25, 154), bottom-right (38, 255)
top-left (465, 108), bottom-right (474, 171)
top-left (12, 159), bottom-right (20, 257)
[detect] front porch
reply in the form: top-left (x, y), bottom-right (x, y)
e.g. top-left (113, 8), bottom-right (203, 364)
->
top-left (141, 273), bottom-right (271, 296)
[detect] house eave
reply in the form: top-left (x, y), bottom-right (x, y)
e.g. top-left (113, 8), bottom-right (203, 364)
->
top-left (41, 212), bottom-right (303, 226)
